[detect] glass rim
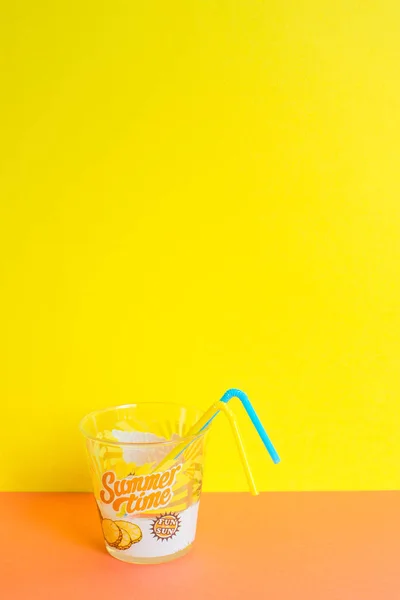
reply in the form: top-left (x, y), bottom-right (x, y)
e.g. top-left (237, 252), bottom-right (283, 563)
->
top-left (79, 401), bottom-right (211, 447)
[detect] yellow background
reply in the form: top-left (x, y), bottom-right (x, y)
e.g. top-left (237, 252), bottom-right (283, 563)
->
top-left (1, 1), bottom-right (399, 492)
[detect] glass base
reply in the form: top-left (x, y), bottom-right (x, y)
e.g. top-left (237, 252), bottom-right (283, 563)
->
top-left (106, 543), bottom-right (194, 564)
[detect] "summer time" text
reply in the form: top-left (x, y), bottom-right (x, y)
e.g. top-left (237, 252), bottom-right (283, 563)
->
top-left (100, 466), bottom-right (182, 513)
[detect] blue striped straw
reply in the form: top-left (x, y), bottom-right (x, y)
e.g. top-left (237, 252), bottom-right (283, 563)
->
top-left (176, 388), bottom-right (280, 464)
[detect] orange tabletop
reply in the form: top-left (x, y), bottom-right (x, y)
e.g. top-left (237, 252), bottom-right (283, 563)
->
top-left (1, 492), bottom-right (399, 599)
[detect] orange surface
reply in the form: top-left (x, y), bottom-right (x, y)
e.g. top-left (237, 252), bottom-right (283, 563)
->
top-left (1, 492), bottom-right (399, 599)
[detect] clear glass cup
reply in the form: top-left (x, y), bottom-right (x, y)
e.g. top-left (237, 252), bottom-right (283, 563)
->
top-left (80, 403), bottom-right (209, 564)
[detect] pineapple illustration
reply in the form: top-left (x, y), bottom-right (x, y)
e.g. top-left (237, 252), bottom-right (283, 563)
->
top-left (99, 514), bottom-right (142, 551)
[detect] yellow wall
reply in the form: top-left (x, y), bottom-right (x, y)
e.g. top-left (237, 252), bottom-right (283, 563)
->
top-left (1, 1), bottom-right (399, 492)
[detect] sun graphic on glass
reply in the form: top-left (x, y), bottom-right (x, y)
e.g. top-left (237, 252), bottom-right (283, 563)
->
top-left (151, 512), bottom-right (181, 542)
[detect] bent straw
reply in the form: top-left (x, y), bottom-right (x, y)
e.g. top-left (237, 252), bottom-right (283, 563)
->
top-left (219, 401), bottom-right (258, 495)
top-left (153, 401), bottom-right (221, 472)
top-left (152, 400), bottom-right (258, 495)
top-left (175, 388), bottom-right (279, 464)
top-left (210, 389), bottom-right (280, 464)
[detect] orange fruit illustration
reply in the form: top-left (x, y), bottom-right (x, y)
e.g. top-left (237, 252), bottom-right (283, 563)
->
top-left (102, 518), bottom-right (122, 547)
top-left (115, 520), bottom-right (142, 545)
